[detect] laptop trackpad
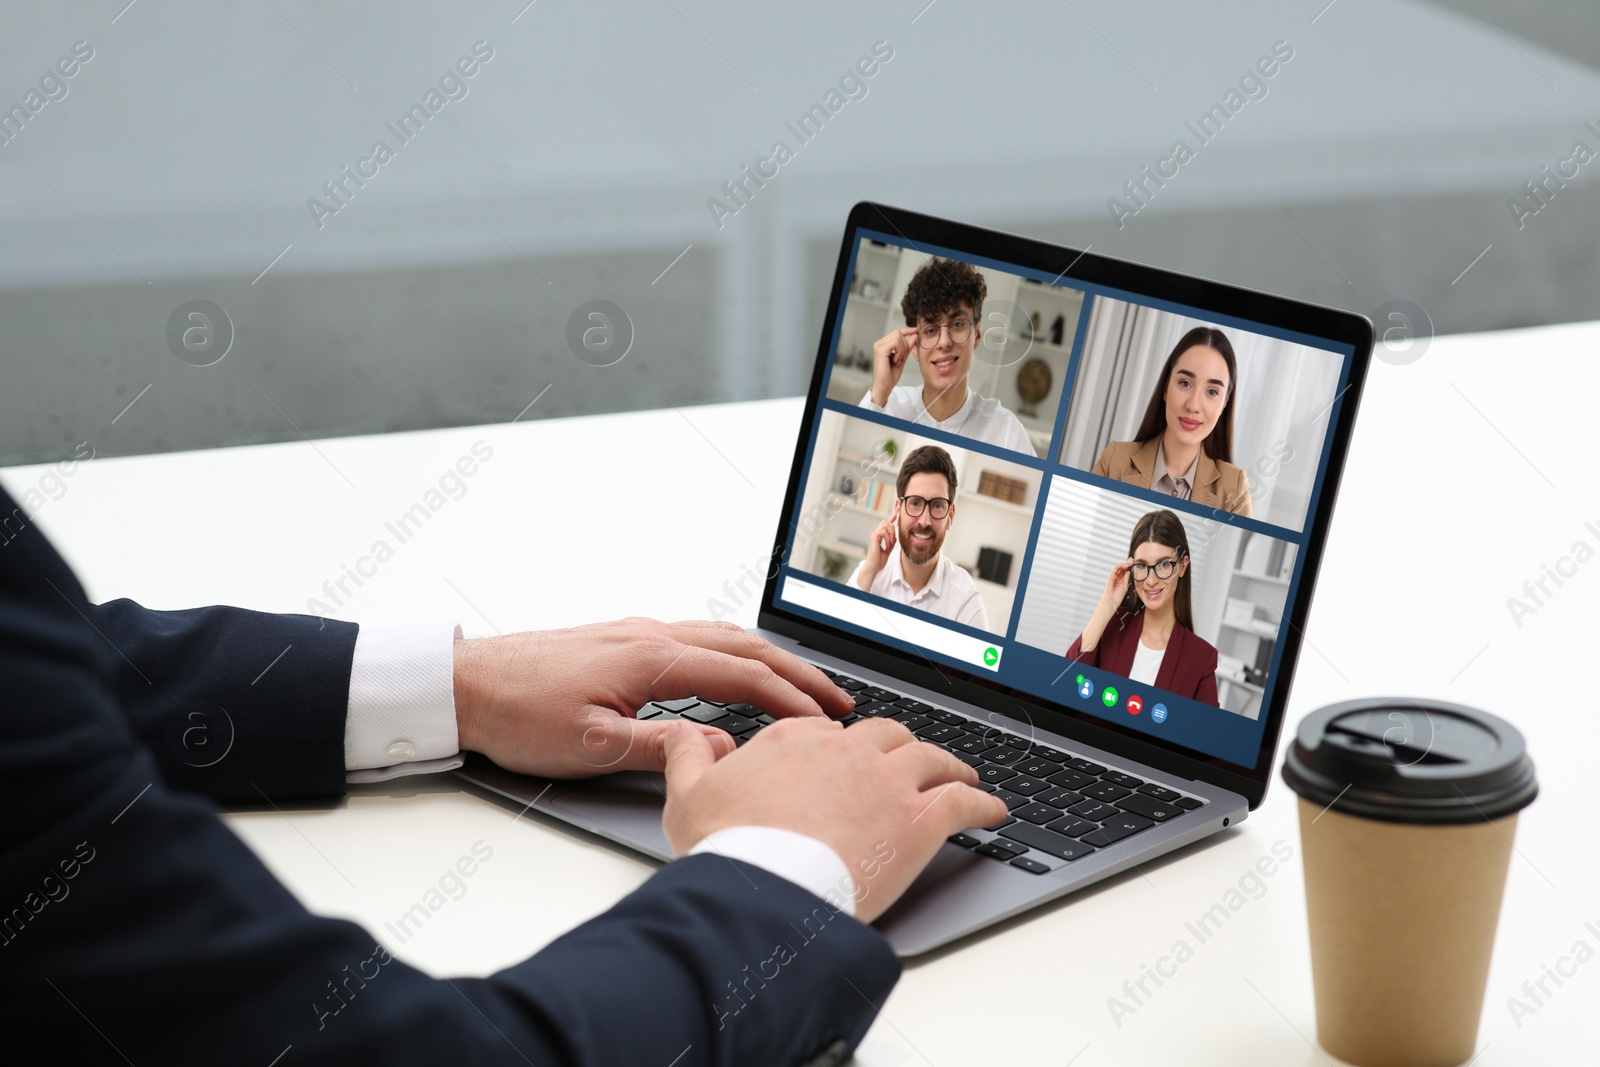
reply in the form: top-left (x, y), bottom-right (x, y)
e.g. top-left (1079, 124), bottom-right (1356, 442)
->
top-left (458, 759), bottom-right (675, 862)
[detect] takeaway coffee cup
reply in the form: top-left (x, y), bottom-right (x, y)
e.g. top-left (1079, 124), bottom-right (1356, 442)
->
top-left (1281, 699), bottom-right (1537, 1067)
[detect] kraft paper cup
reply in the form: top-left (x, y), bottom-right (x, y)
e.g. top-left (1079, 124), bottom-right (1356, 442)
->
top-left (1282, 699), bottom-right (1537, 1067)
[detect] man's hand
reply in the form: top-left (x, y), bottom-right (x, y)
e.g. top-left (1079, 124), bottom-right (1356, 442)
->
top-left (661, 717), bottom-right (1006, 924)
top-left (856, 503), bottom-right (898, 591)
top-left (868, 327), bottom-right (920, 407)
top-left (453, 618), bottom-right (855, 778)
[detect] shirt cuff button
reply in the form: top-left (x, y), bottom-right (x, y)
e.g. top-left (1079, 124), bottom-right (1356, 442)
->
top-left (387, 741), bottom-right (417, 760)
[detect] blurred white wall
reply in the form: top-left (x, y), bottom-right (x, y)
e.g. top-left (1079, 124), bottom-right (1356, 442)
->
top-left (3, 0), bottom-right (1599, 463)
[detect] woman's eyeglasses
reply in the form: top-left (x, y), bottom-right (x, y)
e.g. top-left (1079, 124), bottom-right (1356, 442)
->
top-left (1129, 559), bottom-right (1181, 580)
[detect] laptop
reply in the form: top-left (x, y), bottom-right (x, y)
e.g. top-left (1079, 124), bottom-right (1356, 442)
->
top-left (458, 202), bottom-right (1373, 956)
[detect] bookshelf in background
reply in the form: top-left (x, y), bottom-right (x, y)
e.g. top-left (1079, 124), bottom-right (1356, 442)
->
top-left (1214, 531), bottom-right (1297, 720)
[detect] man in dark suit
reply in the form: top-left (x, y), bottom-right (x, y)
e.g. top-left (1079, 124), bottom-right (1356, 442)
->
top-left (0, 484), bottom-right (1002, 1066)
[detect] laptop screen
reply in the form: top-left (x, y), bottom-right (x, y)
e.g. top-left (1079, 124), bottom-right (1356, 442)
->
top-left (766, 212), bottom-right (1362, 776)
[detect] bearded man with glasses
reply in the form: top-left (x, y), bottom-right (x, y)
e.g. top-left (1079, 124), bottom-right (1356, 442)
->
top-left (859, 256), bottom-right (1035, 456)
top-left (849, 444), bottom-right (989, 631)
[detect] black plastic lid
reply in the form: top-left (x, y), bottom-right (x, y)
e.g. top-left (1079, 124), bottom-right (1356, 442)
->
top-left (1281, 698), bottom-right (1537, 825)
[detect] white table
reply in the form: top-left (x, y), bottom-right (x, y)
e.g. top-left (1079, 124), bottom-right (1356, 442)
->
top-left (7, 320), bottom-right (1598, 1065)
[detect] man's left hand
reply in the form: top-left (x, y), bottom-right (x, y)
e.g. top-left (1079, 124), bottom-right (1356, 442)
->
top-left (452, 618), bottom-right (854, 778)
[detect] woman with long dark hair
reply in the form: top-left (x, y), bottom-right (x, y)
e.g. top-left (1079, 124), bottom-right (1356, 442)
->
top-left (1066, 509), bottom-right (1219, 706)
top-left (1089, 326), bottom-right (1252, 516)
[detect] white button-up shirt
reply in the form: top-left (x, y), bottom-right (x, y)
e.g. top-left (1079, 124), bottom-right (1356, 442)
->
top-left (848, 545), bottom-right (990, 631)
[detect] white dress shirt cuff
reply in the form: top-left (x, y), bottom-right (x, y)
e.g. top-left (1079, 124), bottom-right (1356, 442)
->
top-left (344, 622), bottom-right (463, 782)
top-left (859, 390), bottom-right (887, 414)
top-left (689, 826), bottom-right (857, 918)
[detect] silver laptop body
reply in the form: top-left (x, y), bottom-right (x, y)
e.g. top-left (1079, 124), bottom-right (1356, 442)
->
top-left (459, 202), bottom-right (1370, 956)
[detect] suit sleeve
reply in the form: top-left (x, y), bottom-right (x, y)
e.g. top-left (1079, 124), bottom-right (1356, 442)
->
top-left (1065, 630), bottom-right (1101, 667)
top-left (1, 489), bottom-right (899, 1067)
top-left (1089, 443), bottom-right (1113, 478)
top-left (1225, 466), bottom-right (1254, 517)
top-left (91, 598), bottom-right (357, 803)
top-left (1192, 637), bottom-right (1220, 707)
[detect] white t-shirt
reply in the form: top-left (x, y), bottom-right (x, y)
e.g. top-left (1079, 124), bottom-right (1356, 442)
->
top-left (1127, 636), bottom-right (1166, 686)
top-left (846, 546), bottom-right (989, 631)
top-left (860, 386), bottom-right (1036, 456)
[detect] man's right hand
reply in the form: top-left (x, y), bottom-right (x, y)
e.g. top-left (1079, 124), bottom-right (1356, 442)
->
top-left (661, 717), bottom-right (1007, 924)
top-left (868, 327), bottom-right (920, 407)
top-left (453, 618), bottom-right (853, 780)
top-left (856, 505), bottom-right (898, 591)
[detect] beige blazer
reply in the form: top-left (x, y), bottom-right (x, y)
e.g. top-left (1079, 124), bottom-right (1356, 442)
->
top-left (1090, 438), bottom-right (1253, 517)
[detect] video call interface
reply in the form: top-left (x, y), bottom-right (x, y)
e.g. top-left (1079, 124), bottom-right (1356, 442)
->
top-left (774, 230), bottom-right (1355, 768)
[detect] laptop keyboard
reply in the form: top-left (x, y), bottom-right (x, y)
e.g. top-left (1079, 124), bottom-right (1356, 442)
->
top-left (635, 667), bottom-right (1207, 876)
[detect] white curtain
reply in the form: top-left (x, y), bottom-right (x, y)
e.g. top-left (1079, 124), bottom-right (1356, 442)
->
top-left (1059, 299), bottom-right (1165, 476)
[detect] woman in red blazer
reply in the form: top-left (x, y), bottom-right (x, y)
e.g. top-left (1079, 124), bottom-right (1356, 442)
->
top-left (1066, 509), bottom-right (1219, 706)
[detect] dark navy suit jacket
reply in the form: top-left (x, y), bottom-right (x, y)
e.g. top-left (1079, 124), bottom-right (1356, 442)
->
top-left (0, 486), bottom-right (898, 1065)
